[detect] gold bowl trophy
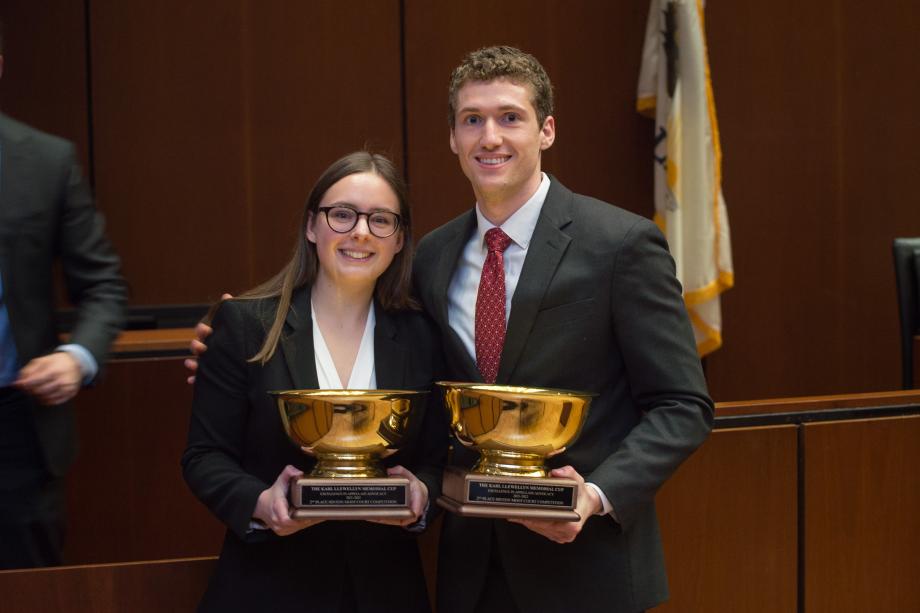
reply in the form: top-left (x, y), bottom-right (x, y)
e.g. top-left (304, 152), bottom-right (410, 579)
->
top-left (437, 382), bottom-right (594, 521)
top-left (270, 389), bottom-right (428, 520)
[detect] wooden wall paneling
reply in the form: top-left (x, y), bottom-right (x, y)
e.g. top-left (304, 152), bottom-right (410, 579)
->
top-left (88, 1), bottom-right (404, 303)
top-left (403, 0), bottom-right (654, 238)
top-left (64, 359), bottom-right (224, 564)
top-left (0, 557), bottom-right (216, 613)
top-left (88, 1), bottom-right (252, 305)
top-left (835, 0), bottom-right (920, 394)
top-left (702, 1), bottom-right (846, 400)
top-left (6, 0), bottom-right (918, 402)
top-left (0, 0), bottom-right (90, 167)
top-left (245, 0), bottom-right (404, 285)
top-left (803, 415), bottom-right (920, 611)
top-left (704, 0), bottom-right (920, 400)
top-left (656, 425), bottom-right (798, 612)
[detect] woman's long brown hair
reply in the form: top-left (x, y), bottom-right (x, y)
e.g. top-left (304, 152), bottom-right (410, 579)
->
top-left (206, 151), bottom-right (417, 364)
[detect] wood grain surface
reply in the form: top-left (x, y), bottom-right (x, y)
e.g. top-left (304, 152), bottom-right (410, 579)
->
top-left (803, 415), bottom-right (920, 612)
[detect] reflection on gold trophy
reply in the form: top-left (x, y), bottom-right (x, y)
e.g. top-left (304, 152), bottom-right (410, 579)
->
top-left (437, 382), bottom-right (595, 521)
top-left (270, 389), bottom-right (426, 519)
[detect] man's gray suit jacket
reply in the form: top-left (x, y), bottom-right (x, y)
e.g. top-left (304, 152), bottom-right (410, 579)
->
top-left (0, 112), bottom-right (125, 476)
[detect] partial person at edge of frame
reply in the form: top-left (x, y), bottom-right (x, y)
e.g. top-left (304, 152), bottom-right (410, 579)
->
top-left (0, 16), bottom-right (127, 571)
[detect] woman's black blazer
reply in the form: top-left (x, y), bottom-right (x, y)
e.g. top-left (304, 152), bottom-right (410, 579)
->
top-left (182, 287), bottom-right (446, 613)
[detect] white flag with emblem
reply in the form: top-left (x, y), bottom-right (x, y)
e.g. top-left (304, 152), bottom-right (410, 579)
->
top-left (637, 0), bottom-right (734, 356)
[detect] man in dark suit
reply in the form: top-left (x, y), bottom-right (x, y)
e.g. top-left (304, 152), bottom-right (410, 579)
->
top-left (0, 27), bottom-right (127, 569)
top-left (412, 46), bottom-right (713, 613)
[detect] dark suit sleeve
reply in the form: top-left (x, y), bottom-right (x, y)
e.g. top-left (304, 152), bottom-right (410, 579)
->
top-left (56, 144), bottom-right (126, 368)
top-left (409, 316), bottom-right (449, 525)
top-left (182, 301), bottom-right (269, 540)
top-left (380, 310), bottom-right (448, 527)
top-left (590, 219), bottom-right (714, 530)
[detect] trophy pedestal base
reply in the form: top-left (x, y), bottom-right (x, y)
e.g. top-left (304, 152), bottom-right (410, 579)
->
top-left (290, 476), bottom-right (414, 520)
top-left (291, 507), bottom-right (415, 520)
top-left (437, 466), bottom-right (580, 522)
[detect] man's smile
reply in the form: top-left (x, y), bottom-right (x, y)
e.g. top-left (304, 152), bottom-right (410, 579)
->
top-left (476, 154), bottom-right (511, 166)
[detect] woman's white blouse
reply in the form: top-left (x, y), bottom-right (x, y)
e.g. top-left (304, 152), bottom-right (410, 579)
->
top-left (311, 301), bottom-right (377, 390)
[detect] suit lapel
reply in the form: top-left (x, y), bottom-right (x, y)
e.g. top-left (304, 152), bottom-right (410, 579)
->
top-left (497, 178), bottom-right (574, 383)
top-left (279, 286), bottom-right (320, 390)
top-left (0, 117), bottom-right (30, 309)
top-left (0, 137), bottom-right (10, 286)
top-left (430, 211), bottom-right (480, 381)
top-left (0, 116), bottom-right (30, 225)
top-left (373, 304), bottom-right (409, 389)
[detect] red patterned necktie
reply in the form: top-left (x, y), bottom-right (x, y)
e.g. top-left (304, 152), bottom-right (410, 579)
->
top-left (475, 227), bottom-right (513, 383)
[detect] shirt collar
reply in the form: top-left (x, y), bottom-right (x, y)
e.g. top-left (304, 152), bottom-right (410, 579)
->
top-left (474, 173), bottom-right (550, 250)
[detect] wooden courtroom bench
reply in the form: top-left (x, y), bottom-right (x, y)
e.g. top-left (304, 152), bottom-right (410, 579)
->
top-left (0, 557), bottom-right (216, 613)
top-left (657, 391), bottom-right (920, 612)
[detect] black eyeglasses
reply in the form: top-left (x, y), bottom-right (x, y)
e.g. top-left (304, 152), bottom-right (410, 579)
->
top-left (317, 206), bottom-right (401, 238)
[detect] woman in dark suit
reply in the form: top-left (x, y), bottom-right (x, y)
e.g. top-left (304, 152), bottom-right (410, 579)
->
top-left (182, 152), bottom-right (444, 613)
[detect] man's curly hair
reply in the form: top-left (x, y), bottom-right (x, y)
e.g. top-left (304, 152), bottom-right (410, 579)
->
top-left (447, 46), bottom-right (554, 129)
